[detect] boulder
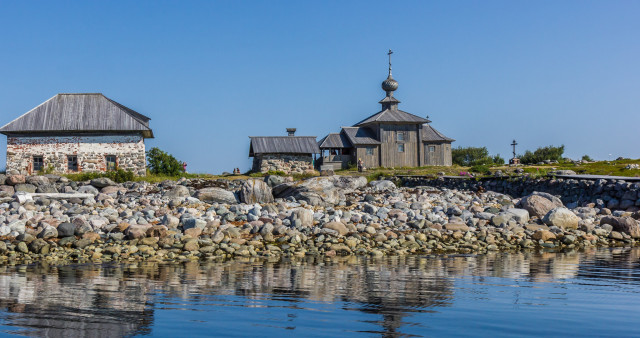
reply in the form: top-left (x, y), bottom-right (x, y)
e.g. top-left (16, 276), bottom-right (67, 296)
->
top-left (163, 185), bottom-right (190, 198)
top-left (273, 175), bottom-right (366, 206)
top-left (0, 174), bottom-right (5, 185)
top-left (369, 180), bottom-right (396, 191)
top-left (14, 184), bottom-right (37, 193)
top-left (506, 208), bottom-right (530, 224)
top-left (0, 185), bottom-right (15, 197)
top-left (240, 179), bottom-right (274, 204)
top-left (543, 207), bottom-right (580, 229)
top-left (90, 177), bottom-right (117, 188)
top-left (77, 185), bottom-right (100, 195)
top-left (600, 216), bottom-right (640, 238)
top-left (125, 224), bottom-right (152, 239)
top-left (36, 184), bottom-right (58, 193)
top-left (26, 176), bottom-right (49, 186)
top-left (519, 194), bottom-right (558, 218)
top-left (5, 175), bottom-right (25, 186)
top-left (323, 221), bottom-right (349, 236)
top-left (289, 208), bottom-right (314, 227)
top-left (532, 230), bottom-right (557, 241)
top-left (194, 187), bottom-right (238, 204)
top-left (57, 222), bottom-right (75, 237)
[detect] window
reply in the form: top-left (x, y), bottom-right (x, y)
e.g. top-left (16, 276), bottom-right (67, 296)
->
top-left (429, 146), bottom-right (436, 153)
top-left (398, 144), bottom-right (405, 153)
top-left (105, 155), bottom-right (117, 171)
top-left (366, 147), bottom-right (374, 155)
top-left (33, 156), bottom-right (44, 172)
top-left (397, 131), bottom-right (405, 142)
top-left (68, 155), bottom-right (78, 172)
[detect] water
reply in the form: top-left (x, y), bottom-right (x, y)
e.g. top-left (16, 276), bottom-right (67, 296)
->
top-left (0, 248), bottom-right (639, 337)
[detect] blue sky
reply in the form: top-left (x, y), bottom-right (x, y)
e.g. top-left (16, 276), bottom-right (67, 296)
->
top-left (0, 1), bottom-right (638, 173)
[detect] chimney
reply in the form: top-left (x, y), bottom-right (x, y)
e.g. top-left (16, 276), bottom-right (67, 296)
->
top-left (287, 128), bottom-right (296, 136)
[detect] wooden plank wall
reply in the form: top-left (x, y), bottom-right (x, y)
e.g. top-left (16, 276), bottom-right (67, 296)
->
top-left (424, 142), bottom-right (453, 166)
top-left (379, 124), bottom-right (419, 168)
top-left (355, 146), bottom-right (379, 169)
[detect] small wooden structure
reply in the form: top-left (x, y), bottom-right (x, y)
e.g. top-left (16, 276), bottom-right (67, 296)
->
top-left (319, 51), bottom-right (454, 169)
top-left (249, 129), bottom-right (320, 174)
top-left (0, 93), bottom-right (153, 175)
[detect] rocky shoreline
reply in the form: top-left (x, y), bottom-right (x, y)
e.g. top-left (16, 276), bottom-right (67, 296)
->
top-left (0, 173), bottom-right (639, 265)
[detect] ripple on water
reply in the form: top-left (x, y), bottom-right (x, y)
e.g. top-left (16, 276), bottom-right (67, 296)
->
top-left (0, 248), bottom-right (638, 337)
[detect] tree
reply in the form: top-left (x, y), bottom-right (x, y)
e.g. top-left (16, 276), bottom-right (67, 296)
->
top-left (452, 146), bottom-right (503, 167)
top-left (146, 147), bottom-right (185, 176)
top-left (519, 145), bottom-right (565, 164)
top-left (582, 155), bottom-right (594, 162)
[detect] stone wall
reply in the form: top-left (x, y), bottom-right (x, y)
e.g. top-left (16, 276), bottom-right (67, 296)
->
top-left (6, 134), bottom-right (146, 175)
top-left (253, 154), bottom-right (314, 175)
top-left (401, 176), bottom-right (640, 210)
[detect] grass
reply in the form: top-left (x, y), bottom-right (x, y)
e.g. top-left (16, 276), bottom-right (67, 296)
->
top-left (334, 159), bottom-right (640, 180)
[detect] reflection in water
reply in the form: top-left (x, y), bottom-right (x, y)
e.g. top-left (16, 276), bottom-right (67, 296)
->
top-left (0, 247), bottom-right (638, 337)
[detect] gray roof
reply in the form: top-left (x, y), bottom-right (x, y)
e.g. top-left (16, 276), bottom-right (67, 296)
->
top-left (318, 133), bottom-right (352, 149)
top-left (422, 124), bottom-right (455, 142)
top-left (341, 127), bottom-right (380, 145)
top-left (0, 93), bottom-right (153, 138)
top-left (354, 109), bottom-right (430, 126)
top-left (249, 136), bottom-right (320, 156)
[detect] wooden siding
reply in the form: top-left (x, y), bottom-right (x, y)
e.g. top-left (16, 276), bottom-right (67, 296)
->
top-left (355, 146), bottom-right (379, 169)
top-left (378, 124), bottom-right (419, 168)
top-left (424, 142), bottom-right (452, 166)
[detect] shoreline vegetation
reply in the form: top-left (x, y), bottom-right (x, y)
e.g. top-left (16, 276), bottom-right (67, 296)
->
top-left (1, 160), bottom-right (640, 266)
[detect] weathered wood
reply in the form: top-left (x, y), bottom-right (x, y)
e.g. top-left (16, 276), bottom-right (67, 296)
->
top-left (0, 94), bottom-right (153, 138)
top-left (249, 136), bottom-right (320, 155)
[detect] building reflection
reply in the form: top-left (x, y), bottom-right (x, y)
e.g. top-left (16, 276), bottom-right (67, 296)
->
top-left (0, 247), bottom-right (636, 337)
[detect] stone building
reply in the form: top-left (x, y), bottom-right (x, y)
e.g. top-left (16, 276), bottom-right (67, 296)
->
top-left (319, 51), bottom-right (454, 170)
top-left (249, 129), bottom-right (320, 174)
top-left (0, 93), bottom-right (154, 175)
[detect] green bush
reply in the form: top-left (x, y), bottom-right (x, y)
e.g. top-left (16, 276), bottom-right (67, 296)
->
top-left (518, 145), bottom-right (565, 164)
top-left (452, 146), bottom-right (503, 166)
top-left (146, 147), bottom-right (185, 176)
top-left (469, 165), bottom-right (491, 175)
top-left (492, 154), bottom-right (505, 166)
top-left (582, 154), bottom-right (594, 162)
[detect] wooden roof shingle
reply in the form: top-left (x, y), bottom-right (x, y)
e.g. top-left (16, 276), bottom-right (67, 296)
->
top-left (354, 109), bottom-right (430, 126)
top-left (422, 124), bottom-right (455, 142)
top-left (249, 136), bottom-right (320, 156)
top-left (318, 133), bottom-right (352, 149)
top-left (341, 127), bottom-right (381, 145)
top-left (0, 93), bottom-right (154, 138)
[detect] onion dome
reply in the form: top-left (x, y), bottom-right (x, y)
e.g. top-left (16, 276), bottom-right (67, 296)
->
top-left (382, 75), bottom-right (398, 93)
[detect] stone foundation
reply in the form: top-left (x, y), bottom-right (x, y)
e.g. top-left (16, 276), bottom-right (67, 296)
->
top-left (6, 134), bottom-right (147, 175)
top-left (401, 176), bottom-right (640, 210)
top-left (253, 154), bottom-right (314, 175)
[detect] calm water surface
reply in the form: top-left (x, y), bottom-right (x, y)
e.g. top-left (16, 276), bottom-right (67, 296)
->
top-left (0, 248), bottom-right (639, 337)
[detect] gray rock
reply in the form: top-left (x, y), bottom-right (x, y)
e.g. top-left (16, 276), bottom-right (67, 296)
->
top-left (194, 188), bottom-right (238, 204)
top-left (240, 179), bottom-right (274, 204)
top-left (14, 184), bottom-right (37, 193)
top-left (289, 208), bottom-right (314, 228)
top-left (164, 185), bottom-right (190, 198)
top-left (77, 185), bottom-right (100, 195)
top-left (600, 216), bottom-right (640, 238)
top-left (38, 226), bottom-right (58, 239)
top-left (519, 194), bottom-right (558, 218)
top-left (183, 218), bottom-right (207, 230)
top-left (506, 208), bottom-right (530, 223)
top-left (90, 177), bottom-right (117, 188)
top-left (57, 222), bottom-right (75, 237)
top-left (369, 180), bottom-right (396, 191)
top-left (543, 207), bottom-right (580, 229)
top-left (26, 176), bottom-right (49, 186)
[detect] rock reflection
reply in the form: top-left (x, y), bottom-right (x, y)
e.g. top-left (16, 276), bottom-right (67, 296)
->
top-left (0, 247), bottom-right (637, 337)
